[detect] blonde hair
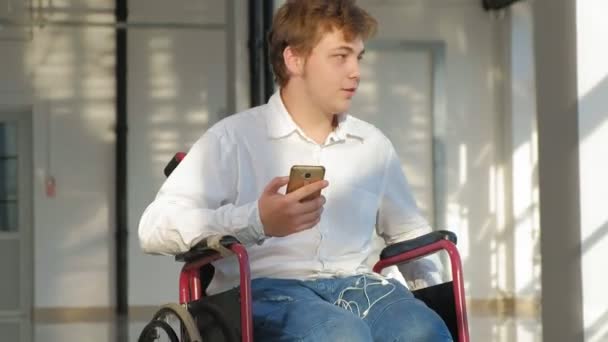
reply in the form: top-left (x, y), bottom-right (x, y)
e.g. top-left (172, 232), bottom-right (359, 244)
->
top-left (268, 0), bottom-right (377, 87)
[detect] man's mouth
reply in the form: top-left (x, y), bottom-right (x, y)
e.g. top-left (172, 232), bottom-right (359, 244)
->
top-left (342, 88), bottom-right (357, 97)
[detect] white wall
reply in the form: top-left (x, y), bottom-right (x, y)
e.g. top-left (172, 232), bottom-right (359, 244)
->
top-left (30, 23), bottom-right (116, 308)
top-left (358, 0), bottom-right (511, 301)
top-left (126, 0), bottom-right (252, 306)
top-left (576, 0), bottom-right (608, 340)
top-left (126, 0), bottom-right (231, 306)
top-left (23, 2), bottom-right (116, 308)
top-left (0, 0), bottom-right (248, 310)
top-left (130, 0), bottom-right (522, 310)
top-left (0, 0), bottom-right (540, 316)
top-left (507, 2), bottom-right (541, 302)
top-left (499, 4), bottom-right (543, 341)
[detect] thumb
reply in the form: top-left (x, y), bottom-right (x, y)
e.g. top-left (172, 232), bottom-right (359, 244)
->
top-left (263, 176), bottom-right (290, 194)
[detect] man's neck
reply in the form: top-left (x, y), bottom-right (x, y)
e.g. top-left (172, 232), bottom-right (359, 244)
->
top-left (280, 86), bottom-right (335, 145)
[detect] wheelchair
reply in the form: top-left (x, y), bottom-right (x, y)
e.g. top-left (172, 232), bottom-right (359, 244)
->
top-left (138, 153), bottom-right (470, 342)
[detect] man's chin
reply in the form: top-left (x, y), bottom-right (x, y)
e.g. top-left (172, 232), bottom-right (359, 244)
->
top-left (334, 101), bottom-right (352, 114)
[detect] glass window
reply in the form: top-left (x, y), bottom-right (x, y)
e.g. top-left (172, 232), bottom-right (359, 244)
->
top-left (0, 123), bottom-right (18, 232)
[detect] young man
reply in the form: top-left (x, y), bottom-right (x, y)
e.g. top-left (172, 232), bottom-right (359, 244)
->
top-left (139, 0), bottom-right (452, 341)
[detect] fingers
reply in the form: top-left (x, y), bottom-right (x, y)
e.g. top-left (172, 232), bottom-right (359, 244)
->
top-left (294, 207), bottom-right (324, 226)
top-left (263, 176), bottom-right (290, 194)
top-left (261, 175), bottom-right (328, 237)
top-left (291, 195), bottom-right (326, 215)
top-left (295, 216), bottom-right (322, 232)
top-left (288, 180), bottom-right (329, 202)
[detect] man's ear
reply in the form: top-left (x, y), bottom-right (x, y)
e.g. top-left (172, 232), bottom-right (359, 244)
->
top-left (283, 46), bottom-right (304, 78)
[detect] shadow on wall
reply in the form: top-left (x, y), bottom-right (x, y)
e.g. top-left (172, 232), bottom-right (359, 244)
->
top-left (26, 1), bottom-right (608, 340)
top-left (577, 75), bottom-right (608, 340)
top-left (26, 2), bottom-right (117, 312)
top-left (25, 0), bottom-right (230, 324)
top-left (127, 8), bottom-right (230, 308)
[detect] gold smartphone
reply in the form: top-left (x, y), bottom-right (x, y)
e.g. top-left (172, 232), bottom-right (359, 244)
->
top-left (286, 165), bottom-right (326, 201)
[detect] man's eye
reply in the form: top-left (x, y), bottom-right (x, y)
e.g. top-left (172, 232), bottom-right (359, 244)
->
top-left (335, 54), bottom-right (347, 59)
top-left (357, 55), bottom-right (364, 61)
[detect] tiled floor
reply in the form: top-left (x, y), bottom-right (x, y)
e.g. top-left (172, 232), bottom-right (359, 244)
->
top-left (468, 315), bottom-right (541, 342)
top-left (32, 314), bottom-right (542, 341)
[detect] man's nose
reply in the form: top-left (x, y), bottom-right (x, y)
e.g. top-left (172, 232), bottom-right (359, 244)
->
top-left (349, 59), bottom-right (361, 80)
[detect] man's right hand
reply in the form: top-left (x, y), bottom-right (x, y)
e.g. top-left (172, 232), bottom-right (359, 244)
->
top-left (258, 176), bottom-right (329, 238)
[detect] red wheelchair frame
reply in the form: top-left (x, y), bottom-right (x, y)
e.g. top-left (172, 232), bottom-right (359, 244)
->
top-left (146, 152), bottom-right (470, 342)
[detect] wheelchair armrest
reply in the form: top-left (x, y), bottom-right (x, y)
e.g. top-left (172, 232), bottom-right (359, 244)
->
top-left (175, 235), bottom-right (241, 263)
top-left (379, 230), bottom-right (457, 260)
top-left (164, 152), bottom-right (186, 177)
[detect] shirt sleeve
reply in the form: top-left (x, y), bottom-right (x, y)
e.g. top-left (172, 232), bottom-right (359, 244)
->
top-left (376, 142), bottom-right (444, 289)
top-left (138, 130), bottom-right (266, 255)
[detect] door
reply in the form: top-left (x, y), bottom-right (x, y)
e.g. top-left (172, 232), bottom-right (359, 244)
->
top-left (351, 42), bottom-right (442, 224)
top-left (351, 40), bottom-right (446, 275)
top-left (0, 109), bottom-right (33, 342)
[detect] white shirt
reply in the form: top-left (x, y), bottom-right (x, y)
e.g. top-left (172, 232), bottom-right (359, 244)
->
top-left (139, 92), bottom-right (441, 293)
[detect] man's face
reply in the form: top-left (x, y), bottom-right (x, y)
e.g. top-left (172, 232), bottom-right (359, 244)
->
top-left (301, 29), bottom-right (365, 115)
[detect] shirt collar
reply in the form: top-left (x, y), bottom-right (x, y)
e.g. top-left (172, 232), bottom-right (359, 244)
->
top-left (265, 91), bottom-right (367, 141)
top-left (266, 92), bottom-right (300, 139)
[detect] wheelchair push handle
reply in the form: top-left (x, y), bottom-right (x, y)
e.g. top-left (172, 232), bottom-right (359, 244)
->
top-left (164, 152), bottom-right (187, 177)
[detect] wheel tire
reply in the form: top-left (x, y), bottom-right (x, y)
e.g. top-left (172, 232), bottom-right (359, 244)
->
top-left (138, 319), bottom-right (179, 342)
top-left (153, 303), bottom-right (203, 342)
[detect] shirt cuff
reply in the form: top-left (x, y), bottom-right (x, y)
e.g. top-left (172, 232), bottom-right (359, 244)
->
top-left (232, 200), bottom-right (267, 246)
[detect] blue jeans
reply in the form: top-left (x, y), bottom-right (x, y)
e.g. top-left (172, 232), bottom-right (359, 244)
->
top-left (251, 275), bottom-right (453, 342)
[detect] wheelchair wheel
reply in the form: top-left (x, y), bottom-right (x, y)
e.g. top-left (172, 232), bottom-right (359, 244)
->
top-left (138, 319), bottom-right (179, 342)
top-left (138, 303), bottom-right (203, 342)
